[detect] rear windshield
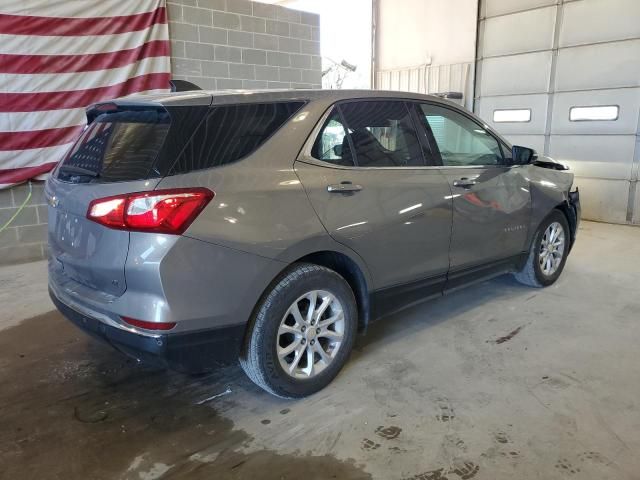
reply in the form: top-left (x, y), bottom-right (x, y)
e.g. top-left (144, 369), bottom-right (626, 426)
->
top-left (57, 108), bottom-right (172, 183)
top-left (56, 101), bottom-right (304, 183)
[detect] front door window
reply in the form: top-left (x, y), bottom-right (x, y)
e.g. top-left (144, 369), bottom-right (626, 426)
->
top-left (418, 104), bottom-right (503, 166)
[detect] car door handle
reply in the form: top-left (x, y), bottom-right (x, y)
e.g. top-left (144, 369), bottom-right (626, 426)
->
top-left (327, 182), bottom-right (363, 193)
top-left (453, 178), bottom-right (477, 188)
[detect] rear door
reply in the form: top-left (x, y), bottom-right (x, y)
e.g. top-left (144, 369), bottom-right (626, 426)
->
top-left (46, 104), bottom-right (204, 296)
top-left (295, 99), bottom-right (452, 300)
top-left (414, 102), bottom-right (531, 285)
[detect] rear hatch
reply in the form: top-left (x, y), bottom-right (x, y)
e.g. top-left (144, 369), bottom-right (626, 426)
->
top-left (47, 102), bottom-right (207, 297)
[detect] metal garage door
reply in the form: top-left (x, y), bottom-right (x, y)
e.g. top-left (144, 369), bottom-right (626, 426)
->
top-left (474, 0), bottom-right (640, 224)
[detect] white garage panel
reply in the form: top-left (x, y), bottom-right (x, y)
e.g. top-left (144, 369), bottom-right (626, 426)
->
top-left (478, 93), bottom-right (549, 134)
top-left (476, 0), bottom-right (640, 223)
top-left (479, 51), bottom-right (552, 96)
top-left (484, 0), bottom-right (556, 18)
top-left (560, 0), bottom-right (640, 47)
top-left (503, 134), bottom-right (546, 152)
top-left (549, 135), bottom-right (637, 180)
top-left (571, 178), bottom-right (631, 224)
top-left (481, 7), bottom-right (555, 57)
top-left (550, 88), bottom-right (640, 135)
top-left (555, 40), bottom-right (640, 91)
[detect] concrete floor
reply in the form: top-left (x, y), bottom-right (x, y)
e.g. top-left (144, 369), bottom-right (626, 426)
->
top-left (1, 220), bottom-right (639, 480)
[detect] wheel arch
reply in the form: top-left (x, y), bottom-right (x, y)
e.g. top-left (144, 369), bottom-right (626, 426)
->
top-left (527, 198), bottom-right (577, 254)
top-left (527, 168), bottom-right (576, 252)
top-left (554, 201), bottom-right (578, 250)
top-left (293, 251), bottom-right (371, 332)
top-left (246, 248), bottom-right (372, 337)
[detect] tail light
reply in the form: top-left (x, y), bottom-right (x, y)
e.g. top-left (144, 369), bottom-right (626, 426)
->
top-left (87, 188), bottom-right (214, 234)
top-left (121, 316), bottom-right (176, 331)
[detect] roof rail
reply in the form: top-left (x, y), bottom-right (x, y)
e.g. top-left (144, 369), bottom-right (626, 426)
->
top-left (432, 91), bottom-right (463, 100)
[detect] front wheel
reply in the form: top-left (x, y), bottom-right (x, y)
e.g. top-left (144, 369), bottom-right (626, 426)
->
top-left (514, 210), bottom-right (570, 287)
top-left (240, 264), bottom-right (358, 398)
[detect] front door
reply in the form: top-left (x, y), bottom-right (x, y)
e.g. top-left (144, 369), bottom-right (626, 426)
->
top-left (295, 100), bottom-right (452, 300)
top-left (415, 102), bottom-right (531, 285)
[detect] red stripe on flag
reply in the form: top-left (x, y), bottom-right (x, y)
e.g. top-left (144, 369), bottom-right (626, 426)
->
top-left (0, 7), bottom-right (167, 36)
top-left (0, 162), bottom-right (57, 185)
top-left (0, 125), bottom-right (84, 151)
top-left (0, 40), bottom-right (170, 74)
top-left (0, 72), bottom-right (171, 112)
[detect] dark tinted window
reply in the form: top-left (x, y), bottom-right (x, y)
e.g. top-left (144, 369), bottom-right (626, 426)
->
top-left (57, 106), bottom-right (207, 183)
top-left (153, 106), bottom-right (209, 175)
top-left (169, 101), bottom-right (305, 175)
top-left (311, 109), bottom-right (354, 166)
top-left (419, 104), bottom-right (503, 166)
top-left (338, 101), bottom-right (424, 167)
top-left (57, 108), bottom-right (171, 183)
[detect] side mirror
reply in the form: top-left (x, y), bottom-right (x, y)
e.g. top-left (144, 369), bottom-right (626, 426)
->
top-left (333, 144), bottom-right (343, 157)
top-left (512, 145), bottom-right (536, 165)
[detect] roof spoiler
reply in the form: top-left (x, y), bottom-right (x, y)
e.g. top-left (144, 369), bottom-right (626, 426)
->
top-left (86, 101), bottom-right (167, 124)
top-left (170, 79), bottom-right (202, 92)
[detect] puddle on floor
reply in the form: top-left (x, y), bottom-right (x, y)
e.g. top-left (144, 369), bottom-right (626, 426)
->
top-left (0, 312), bottom-right (370, 479)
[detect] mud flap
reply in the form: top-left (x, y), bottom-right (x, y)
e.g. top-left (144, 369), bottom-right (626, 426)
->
top-left (568, 188), bottom-right (581, 250)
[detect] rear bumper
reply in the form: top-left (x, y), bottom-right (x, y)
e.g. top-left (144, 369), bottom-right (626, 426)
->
top-left (50, 286), bottom-right (244, 371)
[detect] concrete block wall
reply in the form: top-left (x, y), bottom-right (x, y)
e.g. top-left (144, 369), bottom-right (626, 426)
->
top-left (0, 1), bottom-right (322, 267)
top-left (168, 0), bottom-right (322, 90)
top-left (0, 182), bottom-right (47, 266)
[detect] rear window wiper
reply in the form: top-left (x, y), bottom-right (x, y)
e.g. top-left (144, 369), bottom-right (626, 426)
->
top-left (58, 165), bottom-right (100, 178)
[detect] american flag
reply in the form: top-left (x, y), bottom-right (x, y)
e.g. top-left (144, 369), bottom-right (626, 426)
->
top-left (0, 0), bottom-right (172, 188)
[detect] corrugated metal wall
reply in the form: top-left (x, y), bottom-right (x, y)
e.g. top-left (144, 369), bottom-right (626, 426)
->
top-left (475, 0), bottom-right (640, 224)
top-left (376, 62), bottom-right (473, 109)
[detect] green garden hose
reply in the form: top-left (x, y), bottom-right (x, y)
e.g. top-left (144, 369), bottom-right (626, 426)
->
top-left (0, 181), bottom-right (33, 234)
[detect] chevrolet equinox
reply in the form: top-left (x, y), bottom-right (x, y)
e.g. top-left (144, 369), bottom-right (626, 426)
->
top-left (47, 90), bottom-right (580, 398)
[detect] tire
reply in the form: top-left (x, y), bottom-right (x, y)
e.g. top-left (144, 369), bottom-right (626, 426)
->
top-left (240, 263), bottom-right (358, 398)
top-left (514, 210), bottom-right (570, 287)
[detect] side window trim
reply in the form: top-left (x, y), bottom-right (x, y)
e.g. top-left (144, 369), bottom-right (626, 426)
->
top-left (408, 101), bottom-right (444, 167)
top-left (303, 105), bottom-right (351, 168)
top-left (336, 104), bottom-right (359, 167)
top-left (418, 101), bottom-right (508, 168)
top-left (309, 105), bottom-right (357, 167)
top-left (403, 101), bottom-right (432, 167)
top-left (501, 141), bottom-right (513, 161)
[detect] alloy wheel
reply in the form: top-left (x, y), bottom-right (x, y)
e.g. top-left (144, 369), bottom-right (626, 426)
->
top-left (539, 221), bottom-right (566, 276)
top-left (277, 290), bottom-right (345, 379)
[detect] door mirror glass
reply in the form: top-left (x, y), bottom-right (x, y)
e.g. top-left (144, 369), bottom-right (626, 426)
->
top-left (511, 145), bottom-right (536, 165)
top-left (332, 144), bottom-right (343, 157)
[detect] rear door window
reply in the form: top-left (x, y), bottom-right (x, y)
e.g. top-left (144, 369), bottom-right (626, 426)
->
top-left (311, 109), bottom-right (355, 166)
top-left (337, 101), bottom-right (424, 167)
top-left (169, 101), bottom-right (305, 175)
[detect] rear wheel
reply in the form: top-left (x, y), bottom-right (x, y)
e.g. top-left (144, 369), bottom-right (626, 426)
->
top-left (514, 210), bottom-right (570, 287)
top-left (240, 263), bottom-right (357, 398)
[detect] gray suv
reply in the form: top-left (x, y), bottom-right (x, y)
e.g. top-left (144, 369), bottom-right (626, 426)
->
top-left (47, 90), bottom-right (580, 398)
